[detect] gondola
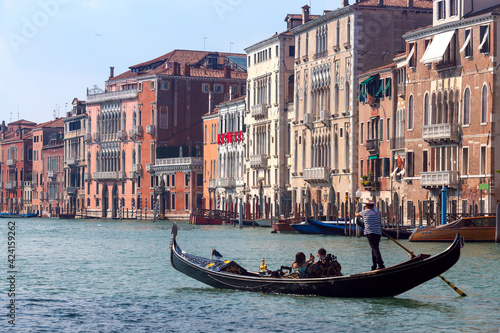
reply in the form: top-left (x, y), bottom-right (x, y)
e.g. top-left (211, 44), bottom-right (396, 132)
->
top-left (170, 223), bottom-right (463, 297)
top-left (308, 218), bottom-right (359, 235)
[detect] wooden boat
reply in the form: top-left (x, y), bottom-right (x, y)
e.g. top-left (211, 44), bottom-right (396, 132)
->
top-left (382, 227), bottom-right (413, 240)
top-left (189, 208), bottom-right (235, 225)
top-left (0, 213), bottom-right (38, 218)
top-left (170, 223), bottom-right (463, 297)
top-left (308, 218), bottom-right (360, 236)
top-left (409, 216), bottom-right (497, 242)
top-left (271, 218), bottom-right (298, 233)
top-left (229, 219), bottom-right (259, 227)
top-left (254, 218), bottom-right (272, 227)
top-left (291, 218), bottom-right (348, 235)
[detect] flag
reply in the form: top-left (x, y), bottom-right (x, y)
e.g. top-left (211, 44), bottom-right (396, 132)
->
top-left (211, 249), bottom-right (223, 260)
top-left (397, 155), bottom-right (404, 170)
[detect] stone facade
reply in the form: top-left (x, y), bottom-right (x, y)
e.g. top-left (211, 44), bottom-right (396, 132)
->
top-left (202, 106), bottom-right (219, 209)
top-left (290, 1), bottom-right (433, 218)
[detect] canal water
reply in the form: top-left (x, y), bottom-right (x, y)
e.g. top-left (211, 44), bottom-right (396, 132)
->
top-left (1, 218), bottom-right (499, 332)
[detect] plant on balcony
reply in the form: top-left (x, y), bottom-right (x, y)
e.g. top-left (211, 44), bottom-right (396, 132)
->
top-left (361, 175), bottom-right (369, 181)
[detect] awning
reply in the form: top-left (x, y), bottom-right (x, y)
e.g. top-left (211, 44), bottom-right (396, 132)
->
top-left (420, 30), bottom-right (455, 64)
top-left (478, 26), bottom-right (489, 50)
top-left (459, 31), bottom-right (471, 53)
top-left (360, 75), bottom-right (377, 85)
top-left (368, 155), bottom-right (378, 160)
top-left (401, 44), bottom-right (415, 67)
top-left (375, 81), bottom-right (384, 97)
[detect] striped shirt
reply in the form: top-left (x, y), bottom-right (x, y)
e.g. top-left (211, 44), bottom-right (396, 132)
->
top-left (359, 208), bottom-right (382, 235)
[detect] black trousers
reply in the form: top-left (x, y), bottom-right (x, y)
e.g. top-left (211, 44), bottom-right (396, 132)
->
top-left (366, 234), bottom-right (384, 269)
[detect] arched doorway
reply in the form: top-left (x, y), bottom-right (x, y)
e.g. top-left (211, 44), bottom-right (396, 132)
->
top-left (102, 185), bottom-right (109, 218)
top-left (112, 184), bottom-right (119, 219)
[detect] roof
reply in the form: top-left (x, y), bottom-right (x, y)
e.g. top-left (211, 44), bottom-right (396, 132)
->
top-left (360, 62), bottom-right (396, 77)
top-left (8, 119), bottom-right (37, 127)
top-left (285, 14), bottom-right (321, 20)
top-left (110, 49), bottom-right (247, 82)
top-left (463, 3), bottom-right (500, 18)
top-left (34, 118), bottom-right (65, 129)
top-left (353, 0), bottom-right (433, 9)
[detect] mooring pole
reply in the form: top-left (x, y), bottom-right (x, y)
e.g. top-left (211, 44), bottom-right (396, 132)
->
top-left (496, 203), bottom-right (500, 243)
top-left (441, 187), bottom-right (448, 225)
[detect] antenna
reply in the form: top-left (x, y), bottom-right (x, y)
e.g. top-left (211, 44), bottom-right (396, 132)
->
top-left (204, 37), bottom-right (207, 51)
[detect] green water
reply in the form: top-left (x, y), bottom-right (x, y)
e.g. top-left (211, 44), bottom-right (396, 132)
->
top-left (1, 218), bottom-right (499, 332)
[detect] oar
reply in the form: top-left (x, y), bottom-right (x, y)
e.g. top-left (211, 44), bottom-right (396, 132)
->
top-left (381, 230), bottom-right (467, 297)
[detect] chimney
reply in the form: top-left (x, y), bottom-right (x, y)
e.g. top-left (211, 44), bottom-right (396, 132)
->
top-left (342, 0), bottom-right (349, 7)
top-left (378, 0), bottom-right (384, 6)
top-left (208, 92), bottom-right (213, 114)
top-left (302, 5), bottom-right (310, 24)
top-left (109, 66), bottom-right (115, 79)
top-left (407, 0), bottom-right (413, 7)
top-left (224, 65), bottom-right (231, 78)
top-left (184, 63), bottom-right (191, 76)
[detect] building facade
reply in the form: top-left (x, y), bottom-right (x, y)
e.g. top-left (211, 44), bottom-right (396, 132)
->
top-left (0, 120), bottom-right (36, 213)
top-left (202, 104), bottom-right (219, 210)
top-left (63, 98), bottom-right (87, 215)
top-left (402, 0), bottom-right (500, 223)
top-left (214, 95), bottom-right (246, 212)
top-left (290, 1), bottom-right (433, 218)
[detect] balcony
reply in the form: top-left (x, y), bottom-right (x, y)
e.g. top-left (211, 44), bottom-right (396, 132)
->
top-left (18, 181), bottom-right (24, 188)
top-left (84, 133), bottom-right (92, 143)
top-left (66, 187), bottom-right (77, 196)
top-left (390, 137), bottom-right (405, 150)
top-left (420, 171), bottom-right (459, 188)
top-left (154, 186), bottom-right (164, 195)
top-left (422, 123), bottom-right (460, 144)
top-left (6, 159), bottom-right (16, 168)
top-left (92, 132), bottom-right (100, 142)
top-left (319, 110), bottom-right (330, 123)
top-left (132, 164), bottom-right (142, 174)
top-left (365, 139), bottom-right (380, 154)
top-left (208, 179), bottom-right (217, 189)
top-left (117, 130), bottom-right (127, 140)
top-left (5, 182), bottom-right (15, 190)
top-left (117, 171), bottom-right (125, 179)
top-left (217, 177), bottom-right (235, 188)
top-left (84, 172), bottom-right (90, 181)
top-left (236, 178), bottom-right (245, 187)
top-left (87, 88), bottom-right (138, 104)
top-left (67, 158), bottom-right (77, 167)
top-left (250, 154), bottom-right (268, 169)
top-left (303, 113), bottom-right (313, 128)
top-left (313, 50), bottom-right (327, 59)
top-left (397, 83), bottom-right (405, 97)
top-left (146, 125), bottom-right (155, 136)
top-left (129, 126), bottom-right (143, 140)
top-left (47, 170), bottom-right (56, 178)
top-left (304, 167), bottom-right (331, 183)
top-left (145, 163), bottom-right (151, 172)
top-left (93, 172), bottom-right (119, 180)
top-left (155, 157), bottom-right (203, 167)
top-left (251, 104), bottom-right (268, 119)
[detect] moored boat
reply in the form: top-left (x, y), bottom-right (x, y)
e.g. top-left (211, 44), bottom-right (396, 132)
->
top-left (0, 213), bottom-right (38, 218)
top-left (272, 218), bottom-right (299, 233)
top-left (170, 223), bottom-right (463, 297)
top-left (190, 208), bottom-right (235, 225)
top-left (409, 216), bottom-right (497, 242)
top-left (308, 218), bottom-right (360, 236)
top-left (291, 218), bottom-right (347, 235)
top-left (254, 218), bottom-right (272, 227)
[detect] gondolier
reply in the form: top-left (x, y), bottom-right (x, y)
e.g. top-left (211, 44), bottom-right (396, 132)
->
top-left (356, 201), bottom-right (385, 271)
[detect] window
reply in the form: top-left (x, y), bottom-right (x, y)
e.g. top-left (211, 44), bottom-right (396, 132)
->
top-left (436, 0), bottom-right (445, 20)
top-left (171, 193), bottom-right (176, 210)
top-left (479, 25), bottom-right (490, 53)
top-left (386, 118), bottom-right (390, 141)
top-left (462, 29), bottom-right (472, 58)
top-left (480, 146), bottom-right (486, 175)
top-left (202, 83), bottom-right (209, 93)
top-left (423, 93), bottom-right (429, 125)
top-left (481, 85), bottom-right (488, 124)
top-left (185, 173), bottom-right (190, 187)
top-left (360, 159), bottom-right (364, 177)
top-left (288, 45), bottom-right (295, 57)
top-left (463, 87), bottom-right (471, 125)
top-left (185, 193), bottom-right (189, 210)
top-left (197, 174), bottom-right (203, 187)
top-left (408, 43), bottom-right (417, 68)
top-left (449, 0), bottom-right (458, 16)
top-left (408, 95), bottom-right (414, 130)
top-left (380, 119), bottom-right (384, 141)
top-left (462, 147), bottom-right (469, 175)
top-left (172, 174), bottom-right (175, 187)
top-left (138, 82), bottom-right (142, 92)
top-left (360, 123), bottom-right (364, 144)
top-left (406, 151), bottom-right (414, 177)
top-left (161, 81), bottom-right (170, 90)
top-left (214, 84), bottom-right (223, 93)
top-left (384, 158), bottom-right (390, 177)
top-left (423, 150), bottom-right (428, 172)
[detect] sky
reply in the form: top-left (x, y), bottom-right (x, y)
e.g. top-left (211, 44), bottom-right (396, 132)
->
top-left (0, 0), bottom-right (341, 125)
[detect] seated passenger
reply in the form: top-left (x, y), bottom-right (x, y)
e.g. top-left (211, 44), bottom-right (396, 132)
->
top-left (292, 252), bottom-right (309, 276)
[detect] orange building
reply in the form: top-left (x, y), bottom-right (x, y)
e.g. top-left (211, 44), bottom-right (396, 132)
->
top-left (202, 106), bottom-right (219, 210)
top-left (0, 120), bottom-right (36, 213)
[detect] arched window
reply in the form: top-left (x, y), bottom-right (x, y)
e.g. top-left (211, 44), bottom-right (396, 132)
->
top-left (122, 112), bottom-right (126, 130)
top-left (431, 93), bottom-right (437, 125)
top-left (443, 91), bottom-right (448, 123)
top-left (449, 90), bottom-right (455, 123)
top-left (408, 95), bottom-right (414, 130)
top-left (437, 92), bottom-right (442, 124)
top-left (463, 87), bottom-right (471, 125)
top-left (423, 93), bottom-right (429, 126)
top-left (481, 84), bottom-right (488, 124)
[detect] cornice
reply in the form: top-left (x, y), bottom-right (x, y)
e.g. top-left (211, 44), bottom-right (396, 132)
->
top-left (290, 7), bottom-right (353, 35)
